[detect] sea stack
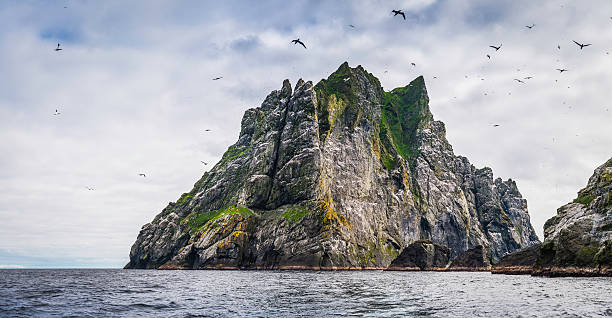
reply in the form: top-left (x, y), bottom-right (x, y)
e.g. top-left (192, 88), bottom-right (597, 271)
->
top-left (532, 157), bottom-right (612, 277)
top-left (125, 62), bottom-right (539, 270)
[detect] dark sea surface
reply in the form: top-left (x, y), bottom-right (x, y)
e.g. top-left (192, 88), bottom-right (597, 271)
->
top-left (1, 269), bottom-right (611, 317)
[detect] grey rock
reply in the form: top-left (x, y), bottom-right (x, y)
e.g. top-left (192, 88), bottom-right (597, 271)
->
top-left (491, 244), bottom-right (541, 275)
top-left (387, 240), bottom-right (450, 270)
top-left (449, 245), bottom-right (491, 269)
top-left (533, 157), bottom-right (612, 276)
top-left (125, 62), bottom-right (539, 270)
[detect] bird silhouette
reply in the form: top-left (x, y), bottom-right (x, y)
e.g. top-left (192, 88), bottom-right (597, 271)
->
top-left (291, 38), bottom-right (306, 49)
top-left (486, 54), bottom-right (491, 59)
top-left (489, 44), bottom-right (502, 51)
top-left (85, 186), bottom-right (94, 191)
top-left (525, 24), bottom-right (535, 29)
top-left (201, 161), bottom-right (208, 165)
top-left (53, 109), bottom-right (61, 116)
top-left (524, 76), bottom-right (534, 79)
top-left (514, 79), bottom-right (525, 83)
top-left (138, 173), bottom-right (146, 177)
top-left (212, 77), bottom-right (223, 80)
top-left (492, 124), bottom-right (500, 127)
top-left (55, 43), bottom-right (62, 51)
top-left (204, 129), bottom-right (211, 132)
top-left (556, 68), bottom-right (568, 73)
top-left (392, 10), bottom-right (406, 20)
top-left (411, 62), bottom-right (416, 67)
top-left (572, 40), bottom-right (591, 49)
top-left (557, 45), bottom-right (561, 50)
top-left (348, 24), bottom-right (355, 28)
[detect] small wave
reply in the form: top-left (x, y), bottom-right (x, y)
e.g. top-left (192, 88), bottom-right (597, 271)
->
top-left (130, 301), bottom-right (179, 310)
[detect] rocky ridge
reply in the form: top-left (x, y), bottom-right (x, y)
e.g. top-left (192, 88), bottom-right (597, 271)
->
top-left (125, 62), bottom-right (539, 270)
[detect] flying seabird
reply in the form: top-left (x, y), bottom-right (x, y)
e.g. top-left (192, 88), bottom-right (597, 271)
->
top-left (524, 76), bottom-right (534, 79)
top-left (486, 54), bottom-right (491, 59)
top-left (348, 24), bottom-right (355, 28)
top-left (204, 129), bottom-right (211, 132)
top-left (391, 10), bottom-right (406, 20)
top-left (291, 38), bottom-right (307, 49)
top-left (489, 44), bottom-right (502, 51)
top-left (514, 78), bottom-right (525, 83)
top-left (55, 43), bottom-right (62, 51)
top-left (525, 24), bottom-right (535, 29)
top-left (53, 109), bottom-right (61, 116)
top-left (201, 161), bottom-right (208, 165)
top-left (572, 40), bottom-right (591, 50)
top-left (138, 173), bottom-right (146, 177)
top-left (492, 124), bottom-right (500, 127)
top-left (411, 62), bottom-right (416, 66)
top-left (85, 186), bottom-right (94, 191)
top-left (556, 68), bottom-right (568, 73)
top-left (212, 77), bottom-right (223, 80)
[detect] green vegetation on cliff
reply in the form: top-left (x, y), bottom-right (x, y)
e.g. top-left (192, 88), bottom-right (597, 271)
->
top-left (281, 206), bottom-right (310, 223)
top-left (181, 205), bottom-right (255, 233)
top-left (381, 76), bottom-right (430, 163)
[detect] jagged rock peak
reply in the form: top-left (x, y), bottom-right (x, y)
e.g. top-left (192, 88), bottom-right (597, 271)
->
top-left (125, 62), bottom-right (539, 270)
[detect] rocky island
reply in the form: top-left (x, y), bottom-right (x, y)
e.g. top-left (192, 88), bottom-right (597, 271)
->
top-left (125, 63), bottom-right (539, 270)
top-left (493, 157), bottom-right (612, 277)
top-left (533, 157), bottom-right (612, 276)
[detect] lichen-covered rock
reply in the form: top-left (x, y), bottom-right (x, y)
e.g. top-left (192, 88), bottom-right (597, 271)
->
top-left (125, 63), bottom-right (539, 270)
top-left (533, 157), bottom-right (612, 277)
top-left (491, 244), bottom-right (541, 275)
top-left (386, 240), bottom-right (450, 270)
top-left (449, 245), bottom-right (491, 270)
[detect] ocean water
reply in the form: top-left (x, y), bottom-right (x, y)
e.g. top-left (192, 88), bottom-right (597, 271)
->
top-left (1, 269), bottom-right (611, 317)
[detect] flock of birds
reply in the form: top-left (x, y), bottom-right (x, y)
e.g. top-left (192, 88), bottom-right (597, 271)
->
top-left (48, 7), bottom-right (610, 190)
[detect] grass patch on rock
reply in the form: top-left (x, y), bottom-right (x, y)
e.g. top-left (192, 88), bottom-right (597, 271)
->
top-left (181, 205), bottom-right (255, 233)
top-left (573, 194), bottom-right (595, 206)
top-left (281, 206), bottom-right (310, 223)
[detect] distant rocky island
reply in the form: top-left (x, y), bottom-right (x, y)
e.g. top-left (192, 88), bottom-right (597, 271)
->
top-left (125, 62), bottom-right (542, 270)
top-left (494, 157), bottom-right (612, 277)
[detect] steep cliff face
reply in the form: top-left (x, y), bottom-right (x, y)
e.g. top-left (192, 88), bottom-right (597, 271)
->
top-left (125, 63), bottom-right (539, 270)
top-left (534, 157), bottom-right (612, 276)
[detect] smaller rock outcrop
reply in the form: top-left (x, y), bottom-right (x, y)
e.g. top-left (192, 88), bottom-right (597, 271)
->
top-left (491, 244), bottom-right (541, 275)
top-left (386, 241), bottom-right (450, 270)
top-left (532, 157), bottom-right (612, 277)
top-left (449, 245), bottom-right (491, 271)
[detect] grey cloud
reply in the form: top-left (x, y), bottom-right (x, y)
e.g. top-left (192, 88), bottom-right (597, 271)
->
top-left (230, 35), bottom-right (262, 53)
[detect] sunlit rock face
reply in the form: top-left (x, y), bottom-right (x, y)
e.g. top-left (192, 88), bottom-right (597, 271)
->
top-left (125, 62), bottom-right (539, 270)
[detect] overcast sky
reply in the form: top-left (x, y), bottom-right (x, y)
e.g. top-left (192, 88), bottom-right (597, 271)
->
top-left (1, 0), bottom-right (610, 268)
